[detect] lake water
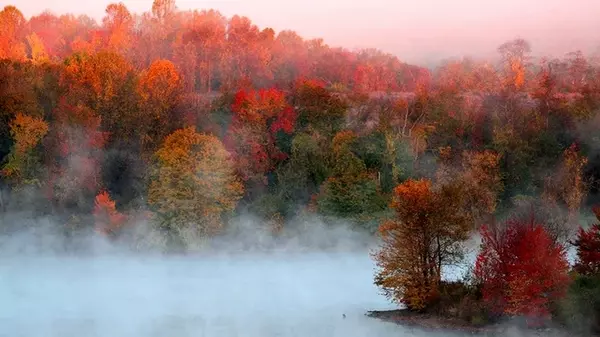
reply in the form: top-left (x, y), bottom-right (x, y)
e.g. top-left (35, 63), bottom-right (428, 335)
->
top-left (0, 251), bottom-right (461, 337)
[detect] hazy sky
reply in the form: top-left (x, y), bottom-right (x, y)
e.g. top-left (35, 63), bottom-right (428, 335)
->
top-left (10, 0), bottom-right (600, 65)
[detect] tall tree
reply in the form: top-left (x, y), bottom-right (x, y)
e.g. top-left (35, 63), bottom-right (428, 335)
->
top-left (102, 2), bottom-right (133, 53)
top-left (177, 10), bottom-right (226, 92)
top-left (61, 51), bottom-right (134, 137)
top-left (224, 15), bottom-right (272, 88)
top-left (497, 38), bottom-right (531, 92)
top-left (271, 30), bottom-right (308, 85)
top-left (26, 33), bottom-right (50, 63)
top-left (151, 0), bottom-right (176, 23)
top-left (27, 12), bottom-right (63, 60)
top-left (373, 178), bottom-right (472, 311)
top-left (137, 59), bottom-right (184, 154)
top-left (0, 61), bottom-right (44, 165)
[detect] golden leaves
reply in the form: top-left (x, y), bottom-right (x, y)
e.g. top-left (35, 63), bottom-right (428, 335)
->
top-left (137, 59), bottom-right (182, 117)
top-left (62, 51), bottom-right (132, 105)
top-left (375, 177), bottom-right (472, 310)
top-left (26, 33), bottom-right (49, 63)
top-left (1, 113), bottom-right (49, 183)
top-left (9, 113), bottom-right (49, 154)
top-left (148, 127), bottom-right (244, 235)
top-left (543, 144), bottom-right (588, 215)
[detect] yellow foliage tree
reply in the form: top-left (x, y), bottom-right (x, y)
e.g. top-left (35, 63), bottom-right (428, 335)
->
top-left (26, 33), bottom-right (49, 63)
top-left (435, 147), bottom-right (503, 225)
top-left (1, 113), bottom-right (49, 187)
top-left (148, 127), bottom-right (244, 244)
top-left (461, 149), bottom-right (503, 220)
top-left (543, 144), bottom-right (588, 218)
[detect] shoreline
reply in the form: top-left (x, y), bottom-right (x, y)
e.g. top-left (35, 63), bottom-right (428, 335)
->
top-left (365, 309), bottom-right (574, 336)
top-left (366, 309), bottom-right (491, 335)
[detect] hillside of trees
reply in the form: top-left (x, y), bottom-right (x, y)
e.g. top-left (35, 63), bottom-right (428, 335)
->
top-left (3, 1), bottom-right (600, 331)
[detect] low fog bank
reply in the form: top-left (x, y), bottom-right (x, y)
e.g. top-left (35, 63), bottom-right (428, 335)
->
top-left (0, 213), bottom-right (469, 337)
top-left (0, 248), bottom-right (464, 337)
top-left (0, 212), bottom-right (380, 257)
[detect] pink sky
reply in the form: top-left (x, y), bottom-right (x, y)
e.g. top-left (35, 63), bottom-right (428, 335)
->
top-left (10, 0), bottom-right (600, 65)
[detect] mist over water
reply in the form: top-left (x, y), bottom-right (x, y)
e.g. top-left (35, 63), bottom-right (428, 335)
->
top-left (0, 249), bottom-right (462, 337)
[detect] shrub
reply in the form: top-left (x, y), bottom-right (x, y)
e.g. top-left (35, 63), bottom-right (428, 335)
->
top-left (555, 273), bottom-right (600, 334)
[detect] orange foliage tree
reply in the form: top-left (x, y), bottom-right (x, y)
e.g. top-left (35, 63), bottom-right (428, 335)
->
top-left (93, 190), bottom-right (126, 236)
top-left (137, 59), bottom-right (184, 152)
top-left (373, 178), bottom-right (471, 311)
top-left (102, 3), bottom-right (134, 53)
top-left (474, 217), bottom-right (570, 322)
top-left (0, 6), bottom-right (27, 60)
top-left (61, 51), bottom-right (133, 109)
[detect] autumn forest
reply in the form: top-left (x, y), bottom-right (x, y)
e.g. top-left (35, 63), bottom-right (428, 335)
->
top-left (2, 0), bottom-right (600, 333)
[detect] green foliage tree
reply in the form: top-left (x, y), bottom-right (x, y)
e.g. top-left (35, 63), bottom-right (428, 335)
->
top-left (316, 130), bottom-right (387, 228)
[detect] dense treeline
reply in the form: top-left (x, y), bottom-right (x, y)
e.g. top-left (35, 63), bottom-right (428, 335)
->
top-left (0, 1), bottom-right (429, 228)
top-left (3, 1), bottom-right (600, 330)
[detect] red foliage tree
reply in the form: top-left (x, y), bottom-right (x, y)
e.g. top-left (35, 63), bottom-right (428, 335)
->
top-left (224, 88), bottom-right (296, 185)
top-left (572, 206), bottom-right (600, 276)
top-left (475, 216), bottom-right (570, 323)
